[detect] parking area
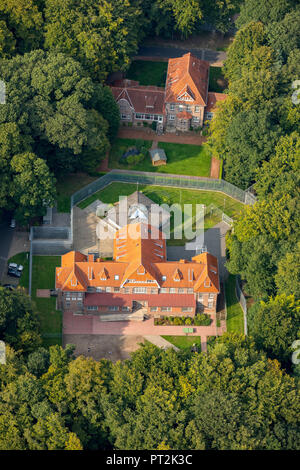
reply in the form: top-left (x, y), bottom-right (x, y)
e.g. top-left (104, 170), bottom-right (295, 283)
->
top-left (73, 206), bottom-right (101, 255)
top-left (63, 334), bottom-right (146, 362)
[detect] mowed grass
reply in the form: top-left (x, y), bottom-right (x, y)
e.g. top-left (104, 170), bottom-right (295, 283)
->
top-left (109, 138), bottom-right (212, 177)
top-left (56, 173), bottom-right (98, 213)
top-left (7, 253), bottom-right (62, 347)
top-left (77, 182), bottom-right (244, 244)
top-left (126, 60), bottom-right (168, 87)
top-left (225, 274), bottom-right (244, 334)
top-left (31, 256), bottom-right (62, 345)
top-left (162, 335), bottom-right (202, 350)
top-left (209, 66), bottom-right (227, 93)
top-left (127, 60), bottom-right (227, 93)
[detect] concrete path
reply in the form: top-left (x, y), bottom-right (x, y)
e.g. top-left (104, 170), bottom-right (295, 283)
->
top-left (144, 335), bottom-right (180, 352)
top-left (117, 128), bottom-right (207, 145)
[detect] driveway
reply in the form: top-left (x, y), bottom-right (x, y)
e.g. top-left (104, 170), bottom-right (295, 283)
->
top-left (0, 223), bottom-right (14, 282)
top-left (136, 46), bottom-right (226, 66)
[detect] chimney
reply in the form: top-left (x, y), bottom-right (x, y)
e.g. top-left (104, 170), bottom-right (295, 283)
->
top-left (88, 254), bottom-right (94, 262)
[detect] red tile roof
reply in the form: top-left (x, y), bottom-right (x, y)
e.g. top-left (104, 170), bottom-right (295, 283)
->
top-left (165, 53), bottom-right (209, 106)
top-left (177, 111), bottom-right (193, 119)
top-left (56, 223), bottom-right (219, 294)
top-left (111, 85), bottom-right (165, 115)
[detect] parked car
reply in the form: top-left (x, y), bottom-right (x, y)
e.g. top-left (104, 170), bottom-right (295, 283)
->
top-left (50, 289), bottom-right (58, 297)
top-left (2, 284), bottom-right (16, 290)
top-left (10, 219), bottom-right (16, 228)
top-left (7, 262), bottom-right (23, 278)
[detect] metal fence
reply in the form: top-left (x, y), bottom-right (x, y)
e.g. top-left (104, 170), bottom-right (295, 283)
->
top-left (28, 226), bottom-right (72, 296)
top-left (235, 276), bottom-right (248, 335)
top-left (71, 169), bottom-right (256, 208)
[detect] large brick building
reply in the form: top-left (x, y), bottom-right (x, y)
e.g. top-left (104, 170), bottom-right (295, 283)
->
top-left (111, 52), bottom-right (227, 132)
top-left (56, 222), bottom-right (219, 322)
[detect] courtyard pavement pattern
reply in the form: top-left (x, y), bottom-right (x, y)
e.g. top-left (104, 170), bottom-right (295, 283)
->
top-left (117, 128), bottom-right (207, 145)
top-left (63, 311), bottom-right (217, 346)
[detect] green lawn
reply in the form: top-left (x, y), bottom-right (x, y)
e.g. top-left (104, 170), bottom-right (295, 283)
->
top-left (225, 274), bottom-right (244, 334)
top-left (126, 60), bottom-right (168, 87)
top-left (109, 138), bottom-right (212, 177)
top-left (77, 182), bottom-right (244, 244)
top-left (31, 256), bottom-right (62, 346)
top-left (56, 173), bottom-right (98, 213)
top-left (209, 66), bottom-right (227, 93)
top-left (162, 335), bottom-right (202, 350)
top-left (7, 253), bottom-right (62, 347)
top-left (126, 61), bottom-right (227, 95)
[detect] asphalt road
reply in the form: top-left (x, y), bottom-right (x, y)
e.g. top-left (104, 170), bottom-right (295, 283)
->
top-left (137, 45), bottom-right (226, 65)
top-left (0, 222), bottom-right (14, 282)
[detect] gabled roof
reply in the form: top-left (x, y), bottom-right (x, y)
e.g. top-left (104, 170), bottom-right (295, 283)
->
top-left (165, 53), bottom-right (209, 106)
top-left (111, 84), bottom-right (165, 115)
top-left (56, 225), bottom-right (219, 293)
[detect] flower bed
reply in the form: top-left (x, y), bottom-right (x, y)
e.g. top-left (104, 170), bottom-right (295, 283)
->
top-left (154, 313), bottom-right (212, 326)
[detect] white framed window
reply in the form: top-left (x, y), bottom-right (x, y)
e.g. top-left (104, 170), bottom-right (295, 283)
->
top-left (208, 301), bottom-right (213, 309)
top-left (209, 293), bottom-right (214, 299)
top-left (187, 288), bottom-right (194, 294)
top-left (169, 115), bottom-right (175, 121)
top-left (178, 105), bottom-right (184, 111)
top-left (96, 287), bottom-right (102, 292)
top-left (133, 287), bottom-right (146, 294)
top-left (195, 106), bottom-right (200, 113)
top-left (160, 288), bottom-right (167, 293)
top-left (161, 307), bottom-right (172, 312)
top-left (114, 287), bottom-right (120, 292)
top-left (162, 275), bottom-right (166, 281)
top-left (150, 307), bottom-right (158, 312)
top-left (106, 287), bottom-right (111, 292)
top-left (170, 288), bottom-right (176, 293)
top-left (170, 104), bottom-right (175, 111)
top-left (108, 306), bottom-right (119, 311)
top-left (87, 305), bottom-right (98, 311)
top-left (178, 288), bottom-right (184, 293)
top-left (198, 295), bottom-right (203, 302)
top-left (114, 275), bottom-right (119, 280)
top-left (182, 307), bottom-right (193, 312)
top-left (122, 306), bottom-right (130, 311)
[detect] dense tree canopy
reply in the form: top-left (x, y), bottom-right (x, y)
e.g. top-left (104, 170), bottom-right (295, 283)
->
top-left (248, 295), bottom-right (300, 364)
top-left (0, 288), bottom-right (42, 354)
top-left (44, 0), bottom-right (143, 81)
top-left (0, 0), bottom-right (43, 57)
top-left (0, 337), bottom-right (299, 450)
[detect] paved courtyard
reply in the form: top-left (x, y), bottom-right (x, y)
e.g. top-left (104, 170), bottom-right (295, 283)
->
top-left (63, 334), bottom-right (146, 362)
top-left (73, 206), bottom-right (101, 255)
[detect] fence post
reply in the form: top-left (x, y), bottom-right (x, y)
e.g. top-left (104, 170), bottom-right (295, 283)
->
top-left (235, 276), bottom-right (248, 335)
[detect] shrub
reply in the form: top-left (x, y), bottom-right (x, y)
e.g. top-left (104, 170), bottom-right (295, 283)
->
top-left (143, 121), bottom-right (148, 127)
top-left (151, 121), bottom-right (157, 131)
top-left (194, 313), bottom-right (212, 326)
top-left (174, 317), bottom-right (182, 326)
top-left (185, 317), bottom-right (192, 325)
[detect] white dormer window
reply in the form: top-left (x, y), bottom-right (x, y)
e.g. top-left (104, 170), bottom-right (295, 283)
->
top-left (114, 275), bottom-right (119, 280)
top-left (162, 275), bottom-right (166, 281)
top-left (204, 280), bottom-right (211, 287)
